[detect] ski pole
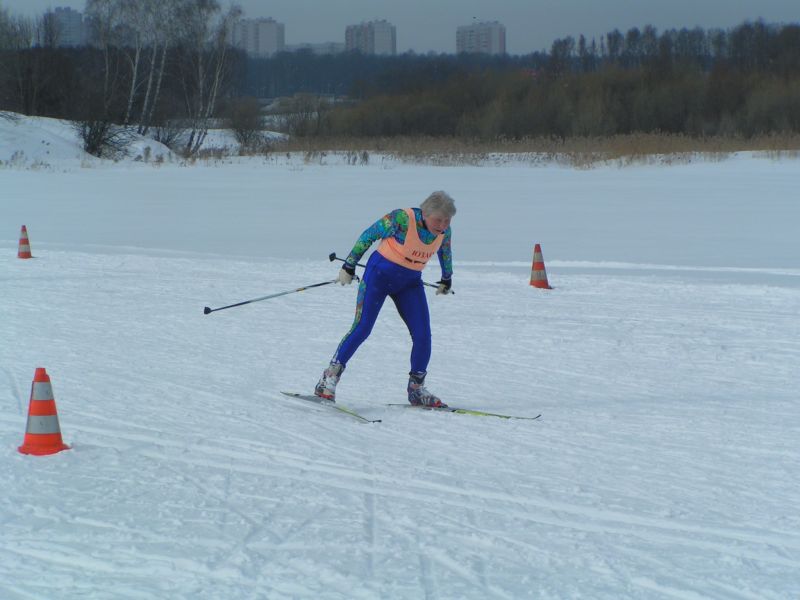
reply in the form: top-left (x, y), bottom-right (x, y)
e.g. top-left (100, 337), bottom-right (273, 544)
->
top-left (328, 252), bottom-right (453, 294)
top-left (329, 252), bottom-right (366, 269)
top-left (204, 280), bottom-right (337, 315)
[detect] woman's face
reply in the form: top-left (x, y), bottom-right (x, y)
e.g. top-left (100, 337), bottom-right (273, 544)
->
top-left (424, 211), bottom-right (451, 235)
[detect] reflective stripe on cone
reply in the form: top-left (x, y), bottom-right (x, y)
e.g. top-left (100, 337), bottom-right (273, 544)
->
top-left (530, 243), bottom-right (552, 289)
top-left (18, 225), bottom-right (32, 259)
top-left (18, 368), bottom-right (70, 456)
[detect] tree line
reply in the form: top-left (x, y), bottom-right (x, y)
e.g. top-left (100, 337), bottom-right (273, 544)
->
top-left (2, 2), bottom-right (799, 152)
top-left (318, 21), bottom-right (800, 139)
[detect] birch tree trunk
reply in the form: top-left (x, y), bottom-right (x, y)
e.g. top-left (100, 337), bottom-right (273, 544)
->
top-left (141, 44), bottom-right (168, 135)
top-left (179, 1), bottom-right (240, 155)
top-left (123, 41), bottom-right (142, 125)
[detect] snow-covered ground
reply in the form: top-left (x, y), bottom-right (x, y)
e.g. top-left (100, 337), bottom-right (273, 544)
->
top-left (1, 116), bottom-right (799, 598)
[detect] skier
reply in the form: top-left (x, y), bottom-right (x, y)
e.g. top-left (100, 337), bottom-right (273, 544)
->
top-left (315, 191), bottom-right (456, 407)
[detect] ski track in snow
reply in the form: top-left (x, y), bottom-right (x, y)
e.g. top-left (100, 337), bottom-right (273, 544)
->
top-left (2, 157), bottom-right (800, 599)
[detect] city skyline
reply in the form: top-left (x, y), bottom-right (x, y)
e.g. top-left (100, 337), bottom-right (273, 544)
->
top-left (3, 0), bottom-right (798, 55)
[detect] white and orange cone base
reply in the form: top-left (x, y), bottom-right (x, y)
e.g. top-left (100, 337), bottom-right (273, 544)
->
top-left (530, 243), bottom-right (552, 289)
top-left (18, 368), bottom-right (70, 456)
top-left (18, 225), bottom-right (32, 259)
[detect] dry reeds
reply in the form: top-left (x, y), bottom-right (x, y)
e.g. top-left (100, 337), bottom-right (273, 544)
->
top-left (267, 133), bottom-right (800, 168)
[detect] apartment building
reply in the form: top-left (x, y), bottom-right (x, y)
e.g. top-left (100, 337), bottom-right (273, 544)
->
top-left (285, 42), bottom-right (346, 55)
top-left (231, 18), bottom-right (286, 57)
top-left (345, 20), bottom-right (396, 56)
top-left (456, 21), bottom-right (506, 55)
top-left (53, 6), bottom-right (88, 47)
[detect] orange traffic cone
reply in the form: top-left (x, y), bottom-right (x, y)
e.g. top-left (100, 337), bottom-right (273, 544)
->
top-left (18, 225), bottom-right (32, 259)
top-left (530, 243), bottom-right (552, 289)
top-left (18, 368), bottom-right (70, 456)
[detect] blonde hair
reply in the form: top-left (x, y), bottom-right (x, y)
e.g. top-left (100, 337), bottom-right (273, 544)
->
top-left (420, 191), bottom-right (456, 218)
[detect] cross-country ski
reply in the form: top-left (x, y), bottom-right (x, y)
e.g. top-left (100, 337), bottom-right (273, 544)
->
top-left (386, 403), bottom-right (542, 420)
top-left (280, 391), bottom-right (382, 423)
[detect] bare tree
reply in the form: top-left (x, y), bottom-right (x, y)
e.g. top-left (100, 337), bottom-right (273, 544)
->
top-left (85, 0), bottom-right (124, 116)
top-left (119, 0), bottom-right (147, 124)
top-left (138, 0), bottom-right (180, 135)
top-left (0, 5), bottom-right (15, 48)
top-left (1, 15), bottom-right (51, 115)
top-left (78, 0), bottom-right (131, 156)
top-left (0, 9), bottom-right (32, 51)
top-left (175, 0), bottom-right (241, 155)
top-left (151, 119), bottom-right (187, 149)
top-left (134, 0), bottom-right (162, 132)
top-left (73, 118), bottom-right (132, 157)
top-left (35, 9), bottom-right (61, 48)
top-left (0, 8), bottom-right (31, 112)
top-left (226, 96), bottom-right (265, 151)
top-left (0, 7), bottom-right (65, 117)
top-left (283, 94), bottom-right (331, 137)
top-left (75, 0), bottom-right (184, 150)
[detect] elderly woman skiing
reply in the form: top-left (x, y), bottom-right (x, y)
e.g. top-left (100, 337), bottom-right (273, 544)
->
top-left (315, 191), bottom-right (456, 407)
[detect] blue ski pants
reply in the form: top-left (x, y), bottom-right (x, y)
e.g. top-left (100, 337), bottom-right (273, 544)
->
top-left (333, 251), bottom-right (431, 373)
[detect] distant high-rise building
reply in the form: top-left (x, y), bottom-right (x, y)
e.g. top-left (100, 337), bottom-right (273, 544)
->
top-left (53, 6), bottom-right (87, 47)
top-left (456, 21), bottom-right (506, 55)
top-left (285, 42), bottom-right (346, 55)
top-left (231, 18), bottom-right (285, 57)
top-left (345, 20), bottom-right (396, 56)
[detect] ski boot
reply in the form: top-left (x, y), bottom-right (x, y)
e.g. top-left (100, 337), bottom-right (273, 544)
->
top-left (407, 371), bottom-right (447, 408)
top-left (314, 361), bottom-right (344, 402)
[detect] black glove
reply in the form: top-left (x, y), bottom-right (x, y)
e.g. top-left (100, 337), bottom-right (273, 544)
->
top-left (436, 278), bottom-right (452, 295)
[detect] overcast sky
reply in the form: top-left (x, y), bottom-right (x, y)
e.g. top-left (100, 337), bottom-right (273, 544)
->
top-left (3, 0), bottom-right (798, 54)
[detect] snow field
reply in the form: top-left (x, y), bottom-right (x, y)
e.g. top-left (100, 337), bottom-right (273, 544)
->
top-left (1, 144), bottom-right (800, 598)
top-left (1, 245), bottom-right (799, 599)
